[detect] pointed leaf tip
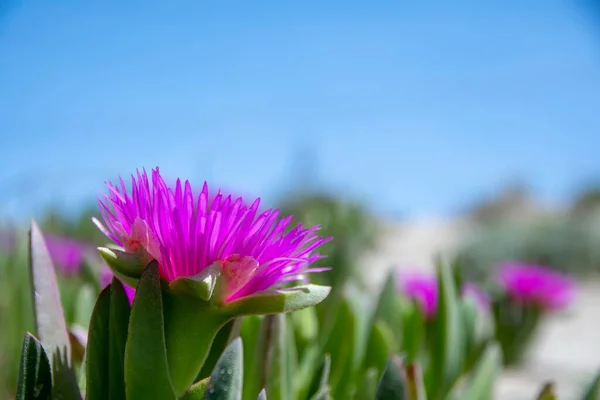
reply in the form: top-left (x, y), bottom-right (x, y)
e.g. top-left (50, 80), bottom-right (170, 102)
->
top-left (224, 285), bottom-right (331, 316)
top-left (375, 356), bottom-right (406, 400)
top-left (98, 247), bottom-right (145, 286)
top-left (16, 332), bottom-right (52, 400)
top-left (28, 221), bottom-right (72, 366)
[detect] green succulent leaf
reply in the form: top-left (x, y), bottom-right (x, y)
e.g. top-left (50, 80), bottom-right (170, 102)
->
top-left (196, 319), bottom-right (238, 381)
top-left (125, 262), bottom-right (175, 399)
top-left (429, 258), bottom-right (464, 396)
top-left (241, 316), bottom-right (264, 400)
top-left (223, 285), bottom-right (331, 316)
top-left (28, 222), bottom-right (72, 366)
top-left (372, 271), bottom-right (404, 350)
top-left (203, 338), bottom-right (243, 400)
top-left (365, 322), bottom-right (395, 378)
top-left (265, 315), bottom-right (292, 400)
top-left (15, 332), bottom-right (52, 400)
top-left (321, 296), bottom-right (355, 397)
top-left (169, 264), bottom-right (221, 301)
top-left (97, 246), bottom-right (145, 286)
top-left (29, 222), bottom-right (82, 399)
top-left (376, 356), bottom-right (406, 400)
top-left (74, 284), bottom-right (97, 328)
top-left (459, 343), bottom-right (502, 400)
top-left (86, 279), bottom-right (131, 400)
top-left (162, 287), bottom-right (229, 396)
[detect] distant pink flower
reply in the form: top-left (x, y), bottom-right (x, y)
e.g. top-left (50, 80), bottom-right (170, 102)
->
top-left (397, 271), bottom-right (438, 319)
top-left (100, 266), bottom-right (136, 303)
top-left (462, 283), bottom-right (489, 312)
top-left (0, 230), bottom-right (17, 252)
top-left (94, 167), bottom-right (330, 302)
top-left (44, 234), bottom-right (92, 275)
top-left (496, 262), bottom-right (576, 310)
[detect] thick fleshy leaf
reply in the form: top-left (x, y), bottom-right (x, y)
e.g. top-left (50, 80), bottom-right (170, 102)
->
top-left (223, 285), bottom-right (331, 316)
top-left (257, 389), bottom-right (267, 400)
top-left (74, 285), bottom-right (97, 327)
top-left (295, 344), bottom-right (322, 400)
top-left (29, 222), bottom-right (81, 399)
top-left (16, 332), bottom-right (52, 400)
top-left (364, 322), bottom-right (395, 379)
top-left (97, 246), bottom-right (145, 286)
top-left (28, 222), bottom-right (71, 365)
top-left (86, 279), bottom-right (131, 400)
top-left (459, 343), bottom-right (501, 400)
top-left (169, 264), bottom-right (221, 301)
top-left (372, 271), bottom-right (404, 351)
top-left (125, 262), bottom-right (175, 399)
top-left (180, 378), bottom-right (209, 400)
top-left (428, 259), bottom-right (464, 396)
top-left (582, 370), bottom-right (600, 400)
top-left (401, 300), bottom-right (425, 363)
top-left (241, 316), bottom-right (264, 400)
top-left (265, 315), bottom-right (292, 400)
top-left (162, 288), bottom-right (229, 396)
top-left (321, 297), bottom-right (355, 397)
top-left (376, 356), bottom-right (406, 400)
top-left (51, 348), bottom-right (83, 399)
top-left (196, 319), bottom-right (237, 380)
top-left (356, 368), bottom-right (379, 400)
top-left (203, 338), bottom-right (243, 400)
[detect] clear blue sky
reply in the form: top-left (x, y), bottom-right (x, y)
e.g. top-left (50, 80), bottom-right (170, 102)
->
top-left (1, 1), bottom-right (599, 222)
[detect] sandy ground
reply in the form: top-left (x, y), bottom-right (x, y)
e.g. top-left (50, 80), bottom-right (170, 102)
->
top-left (360, 217), bottom-right (600, 399)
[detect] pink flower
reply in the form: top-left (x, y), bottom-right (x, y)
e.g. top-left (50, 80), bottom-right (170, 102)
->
top-left (397, 271), bottom-right (438, 319)
top-left (496, 262), bottom-right (576, 310)
top-left (94, 167), bottom-right (330, 302)
top-left (44, 234), bottom-right (92, 275)
top-left (100, 266), bottom-right (136, 303)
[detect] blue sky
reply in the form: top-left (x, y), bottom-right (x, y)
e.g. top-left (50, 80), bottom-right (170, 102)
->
top-left (1, 1), bottom-right (599, 222)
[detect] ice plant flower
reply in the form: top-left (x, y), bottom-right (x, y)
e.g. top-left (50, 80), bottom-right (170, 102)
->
top-left (94, 167), bottom-right (330, 302)
top-left (100, 265), bottom-right (136, 303)
top-left (94, 168), bottom-right (332, 396)
top-left (0, 229), bottom-right (17, 253)
top-left (397, 271), bottom-right (438, 319)
top-left (496, 261), bottom-right (576, 310)
top-left (44, 234), bottom-right (91, 275)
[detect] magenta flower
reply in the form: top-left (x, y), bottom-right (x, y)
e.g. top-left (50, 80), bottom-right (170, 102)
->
top-left (397, 271), bottom-right (438, 319)
top-left (44, 234), bottom-right (92, 275)
top-left (0, 230), bottom-right (17, 252)
top-left (496, 262), bottom-right (576, 310)
top-left (94, 167), bottom-right (330, 302)
top-left (100, 266), bottom-right (136, 303)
